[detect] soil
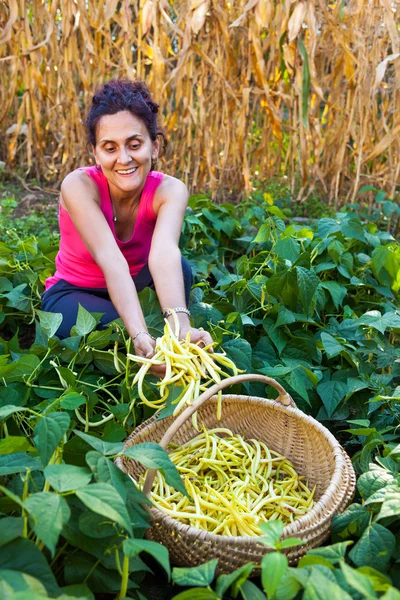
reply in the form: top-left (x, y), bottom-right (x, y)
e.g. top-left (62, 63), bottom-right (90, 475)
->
top-left (0, 177), bottom-right (59, 217)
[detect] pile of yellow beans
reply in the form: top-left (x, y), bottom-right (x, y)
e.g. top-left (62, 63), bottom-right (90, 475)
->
top-left (138, 427), bottom-right (316, 537)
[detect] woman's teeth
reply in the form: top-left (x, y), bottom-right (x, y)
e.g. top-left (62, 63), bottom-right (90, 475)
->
top-left (116, 167), bottom-right (137, 174)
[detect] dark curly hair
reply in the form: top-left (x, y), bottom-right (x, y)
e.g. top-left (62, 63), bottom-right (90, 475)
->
top-left (86, 79), bottom-right (167, 153)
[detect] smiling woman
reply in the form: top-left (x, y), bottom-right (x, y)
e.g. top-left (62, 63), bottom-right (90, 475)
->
top-left (41, 79), bottom-right (212, 368)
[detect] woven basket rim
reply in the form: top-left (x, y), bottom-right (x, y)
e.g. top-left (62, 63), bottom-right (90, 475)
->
top-left (117, 394), bottom-right (355, 545)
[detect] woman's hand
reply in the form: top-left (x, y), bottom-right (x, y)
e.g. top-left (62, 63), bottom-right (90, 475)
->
top-left (133, 332), bottom-right (166, 378)
top-left (178, 325), bottom-right (214, 351)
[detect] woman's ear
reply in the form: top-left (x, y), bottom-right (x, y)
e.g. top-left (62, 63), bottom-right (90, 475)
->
top-left (152, 138), bottom-right (160, 161)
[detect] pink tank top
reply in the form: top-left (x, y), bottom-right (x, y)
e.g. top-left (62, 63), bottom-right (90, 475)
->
top-left (45, 166), bottom-right (163, 290)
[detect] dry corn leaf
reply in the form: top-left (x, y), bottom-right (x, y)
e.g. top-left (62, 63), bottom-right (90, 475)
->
top-left (0, 0), bottom-right (18, 45)
top-left (229, 0), bottom-right (259, 28)
top-left (375, 53), bottom-right (400, 88)
top-left (288, 2), bottom-right (307, 43)
top-left (255, 0), bottom-right (272, 29)
top-left (191, 0), bottom-right (210, 35)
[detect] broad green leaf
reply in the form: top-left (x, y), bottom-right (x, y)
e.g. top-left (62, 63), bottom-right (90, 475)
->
top-left (381, 589), bottom-right (400, 600)
top-left (0, 569), bottom-right (48, 597)
top-left (85, 451), bottom-right (133, 501)
top-left (296, 267), bottom-right (319, 315)
top-left (0, 405), bottom-right (30, 421)
top-left (172, 559), bottom-right (218, 587)
top-left (0, 517), bottom-right (24, 547)
top-left (275, 571), bottom-right (301, 600)
top-left (307, 541), bottom-right (352, 563)
top-left (63, 550), bottom-right (136, 593)
top-left (320, 332), bottom-right (344, 359)
top-left (258, 520), bottom-right (284, 547)
top-left (349, 523), bottom-right (395, 571)
top-left (72, 304), bottom-right (97, 336)
top-left (0, 452), bottom-right (41, 476)
top-left (24, 492), bottom-right (70, 557)
top-left (0, 538), bottom-right (60, 596)
top-left (240, 580), bottom-right (267, 600)
top-left (124, 538), bottom-right (171, 578)
top-left (261, 552), bottom-right (288, 599)
top-left (223, 338), bottom-right (252, 374)
top-left (78, 512), bottom-right (116, 539)
top-left (44, 464), bottom-right (92, 493)
top-left (36, 310), bottom-right (63, 338)
top-left (73, 430), bottom-right (124, 456)
top-left (171, 589), bottom-right (219, 600)
top-left (59, 583), bottom-right (95, 599)
top-left (377, 484), bottom-right (400, 520)
top-left (317, 380), bottom-right (347, 418)
top-left (76, 483), bottom-right (133, 536)
top-left (357, 469), bottom-right (394, 499)
top-left (33, 412), bottom-right (70, 466)
top-left (319, 281), bottom-right (347, 309)
top-left (274, 238), bottom-right (301, 262)
top-left (358, 310), bottom-right (400, 335)
top-left (303, 570), bottom-right (353, 600)
top-left (332, 504), bottom-right (370, 540)
top-left (340, 562), bottom-right (377, 599)
top-left (2, 354), bottom-right (41, 383)
top-left (215, 562), bottom-right (254, 597)
top-left (0, 436), bottom-right (34, 454)
top-left (60, 392), bottom-right (86, 410)
top-left (122, 442), bottom-right (188, 498)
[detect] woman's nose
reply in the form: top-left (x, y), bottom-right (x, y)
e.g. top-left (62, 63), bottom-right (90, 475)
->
top-left (118, 147), bottom-right (132, 164)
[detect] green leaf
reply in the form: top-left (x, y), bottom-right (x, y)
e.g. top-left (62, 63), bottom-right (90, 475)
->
top-left (123, 538), bottom-right (170, 578)
top-left (0, 405), bottom-right (31, 421)
top-left (317, 380), bottom-right (347, 418)
top-left (60, 392), bottom-right (86, 410)
top-left (349, 523), bottom-right (396, 571)
top-left (377, 484), bottom-right (400, 520)
top-left (261, 552), bottom-right (288, 599)
top-left (223, 338), bottom-right (252, 374)
top-left (275, 571), bottom-right (301, 600)
top-left (240, 580), bottom-right (267, 600)
top-left (171, 589), bottom-right (219, 600)
top-left (307, 541), bottom-right (352, 564)
top-left (332, 504), bottom-right (370, 540)
top-left (0, 517), bottom-right (24, 547)
top-left (36, 310), bottom-right (63, 338)
top-left (303, 570), bottom-right (353, 600)
top-left (358, 310), bottom-right (400, 335)
top-left (319, 281), bottom-right (347, 309)
top-left (33, 412), bottom-right (70, 467)
top-left (44, 464), bottom-right (92, 492)
top-left (76, 482), bottom-right (133, 536)
top-left (0, 453), bottom-right (41, 476)
top-left (85, 451), bottom-right (135, 502)
top-left (24, 492), bottom-right (70, 557)
top-left (73, 430), bottom-right (124, 456)
top-left (0, 436), bottom-right (34, 454)
top-left (78, 512), bottom-right (116, 539)
top-left (357, 469), bottom-right (394, 499)
top-left (274, 238), bottom-right (301, 262)
top-left (296, 267), bottom-right (319, 315)
top-left (320, 333), bottom-right (344, 359)
top-left (72, 304), bottom-right (97, 336)
top-left (59, 583), bottom-right (96, 599)
top-left (340, 562), bottom-right (377, 599)
top-left (298, 38), bottom-right (310, 128)
top-left (215, 562), bottom-right (254, 597)
top-left (122, 442), bottom-right (188, 498)
top-left (0, 569), bottom-right (48, 597)
top-left (172, 559), bottom-right (218, 587)
top-left (0, 538), bottom-right (60, 596)
top-left (258, 520), bottom-right (284, 548)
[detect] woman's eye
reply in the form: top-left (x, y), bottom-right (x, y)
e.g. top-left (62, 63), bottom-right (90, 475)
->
top-left (105, 147), bottom-right (115, 152)
top-left (130, 144), bottom-right (140, 150)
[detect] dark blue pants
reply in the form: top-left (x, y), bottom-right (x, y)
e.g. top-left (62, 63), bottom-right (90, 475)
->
top-left (41, 257), bottom-right (193, 339)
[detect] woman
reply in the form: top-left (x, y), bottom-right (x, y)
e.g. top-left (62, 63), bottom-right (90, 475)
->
top-left (42, 79), bottom-right (212, 368)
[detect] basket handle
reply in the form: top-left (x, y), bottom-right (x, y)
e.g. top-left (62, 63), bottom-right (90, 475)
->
top-left (142, 374), bottom-right (295, 496)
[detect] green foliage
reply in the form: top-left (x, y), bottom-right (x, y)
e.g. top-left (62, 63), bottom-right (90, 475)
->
top-left (0, 190), bottom-right (399, 598)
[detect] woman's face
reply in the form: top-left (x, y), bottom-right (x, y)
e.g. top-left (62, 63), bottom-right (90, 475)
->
top-left (93, 110), bottom-right (159, 200)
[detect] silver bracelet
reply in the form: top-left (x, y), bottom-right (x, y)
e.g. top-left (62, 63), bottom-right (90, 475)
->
top-left (163, 307), bottom-right (191, 319)
top-left (132, 331), bottom-right (156, 342)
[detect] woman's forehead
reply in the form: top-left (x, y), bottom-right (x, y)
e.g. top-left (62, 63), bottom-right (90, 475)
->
top-left (96, 110), bottom-right (148, 142)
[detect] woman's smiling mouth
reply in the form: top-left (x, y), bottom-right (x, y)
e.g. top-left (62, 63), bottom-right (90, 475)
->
top-left (115, 167), bottom-right (138, 175)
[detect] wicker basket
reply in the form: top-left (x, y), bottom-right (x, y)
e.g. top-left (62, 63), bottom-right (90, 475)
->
top-left (116, 375), bottom-right (356, 573)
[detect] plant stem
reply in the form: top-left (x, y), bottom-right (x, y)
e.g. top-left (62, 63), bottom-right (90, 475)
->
top-left (119, 555), bottom-right (130, 599)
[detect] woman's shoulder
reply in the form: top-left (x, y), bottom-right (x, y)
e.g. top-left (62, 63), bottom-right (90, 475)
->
top-left (153, 173), bottom-right (188, 196)
top-left (60, 167), bottom-right (101, 209)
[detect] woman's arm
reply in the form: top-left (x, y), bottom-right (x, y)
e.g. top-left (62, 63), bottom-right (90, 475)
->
top-left (148, 177), bottom-right (213, 346)
top-left (60, 171), bottom-right (152, 354)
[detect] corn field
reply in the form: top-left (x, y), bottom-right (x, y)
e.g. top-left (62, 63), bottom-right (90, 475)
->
top-left (1, 0), bottom-right (399, 202)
